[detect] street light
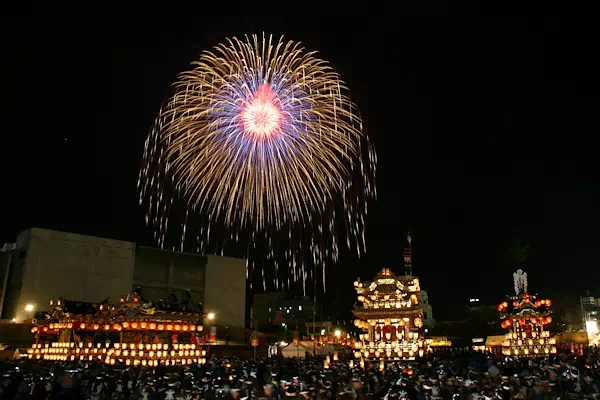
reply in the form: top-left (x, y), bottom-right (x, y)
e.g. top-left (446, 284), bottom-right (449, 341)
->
top-left (207, 312), bottom-right (215, 321)
top-left (334, 329), bottom-right (342, 338)
top-left (25, 304), bottom-right (34, 312)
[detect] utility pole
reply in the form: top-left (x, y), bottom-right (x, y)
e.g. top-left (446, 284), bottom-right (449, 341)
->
top-left (581, 295), bottom-right (587, 330)
top-left (313, 265), bottom-right (316, 338)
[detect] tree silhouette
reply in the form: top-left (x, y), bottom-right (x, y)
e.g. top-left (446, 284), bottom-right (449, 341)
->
top-left (504, 238), bottom-right (530, 267)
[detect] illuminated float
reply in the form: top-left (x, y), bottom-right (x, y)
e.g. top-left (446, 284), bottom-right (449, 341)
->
top-left (498, 269), bottom-right (556, 356)
top-left (25, 289), bottom-right (208, 366)
top-left (352, 268), bottom-right (426, 361)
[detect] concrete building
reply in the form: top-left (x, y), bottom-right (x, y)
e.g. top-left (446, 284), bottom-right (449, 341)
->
top-left (581, 296), bottom-right (600, 323)
top-left (251, 292), bottom-right (320, 334)
top-left (0, 228), bottom-right (246, 334)
top-left (419, 290), bottom-right (435, 328)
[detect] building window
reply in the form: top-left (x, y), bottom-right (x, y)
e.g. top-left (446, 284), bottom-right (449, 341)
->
top-left (424, 312), bottom-right (428, 320)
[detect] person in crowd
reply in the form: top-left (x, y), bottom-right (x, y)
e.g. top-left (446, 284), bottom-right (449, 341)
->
top-left (0, 347), bottom-right (599, 399)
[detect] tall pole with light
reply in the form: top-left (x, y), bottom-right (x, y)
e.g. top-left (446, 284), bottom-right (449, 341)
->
top-left (206, 312), bottom-right (216, 348)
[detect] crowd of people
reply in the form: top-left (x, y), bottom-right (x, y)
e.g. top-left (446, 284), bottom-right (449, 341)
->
top-left (1, 348), bottom-right (599, 399)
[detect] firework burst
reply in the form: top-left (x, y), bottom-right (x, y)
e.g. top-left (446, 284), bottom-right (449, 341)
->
top-left (139, 34), bottom-right (376, 292)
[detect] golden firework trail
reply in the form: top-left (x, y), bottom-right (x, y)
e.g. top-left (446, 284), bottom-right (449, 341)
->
top-left (139, 34), bottom-right (376, 292)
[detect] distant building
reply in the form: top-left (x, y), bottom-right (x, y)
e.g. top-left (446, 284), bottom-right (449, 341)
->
top-left (581, 296), bottom-right (600, 323)
top-left (467, 298), bottom-right (498, 320)
top-left (419, 290), bottom-right (435, 328)
top-left (581, 296), bottom-right (600, 344)
top-left (0, 228), bottom-right (246, 335)
top-left (252, 292), bottom-right (320, 333)
top-left (305, 321), bottom-right (334, 336)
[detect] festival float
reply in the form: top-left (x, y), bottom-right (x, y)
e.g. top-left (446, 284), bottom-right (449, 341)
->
top-left (25, 289), bottom-right (209, 366)
top-left (352, 237), bottom-right (427, 364)
top-left (498, 269), bottom-right (556, 356)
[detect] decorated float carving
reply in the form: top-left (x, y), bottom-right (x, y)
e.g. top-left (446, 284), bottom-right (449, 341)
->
top-left (352, 267), bottom-right (426, 361)
top-left (26, 288), bottom-right (208, 366)
top-left (498, 269), bottom-right (556, 356)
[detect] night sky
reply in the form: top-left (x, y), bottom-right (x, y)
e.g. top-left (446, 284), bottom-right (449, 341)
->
top-left (2, 16), bottom-right (598, 321)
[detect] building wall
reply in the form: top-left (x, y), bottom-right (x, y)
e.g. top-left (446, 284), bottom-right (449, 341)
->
top-left (203, 255), bottom-right (246, 330)
top-left (15, 228), bottom-right (136, 321)
top-left (1, 228), bottom-right (247, 331)
top-left (133, 246), bottom-right (207, 306)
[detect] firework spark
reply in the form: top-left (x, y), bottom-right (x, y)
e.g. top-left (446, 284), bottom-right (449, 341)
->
top-left (139, 34), bottom-right (376, 292)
